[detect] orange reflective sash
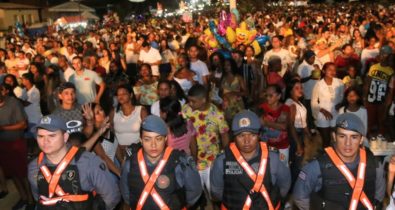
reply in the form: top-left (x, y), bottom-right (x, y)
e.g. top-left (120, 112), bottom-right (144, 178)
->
top-left (227, 142), bottom-right (279, 210)
top-left (37, 146), bottom-right (89, 205)
top-left (325, 147), bottom-right (374, 210)
top-left (136, 147), bottom-right (173, 210)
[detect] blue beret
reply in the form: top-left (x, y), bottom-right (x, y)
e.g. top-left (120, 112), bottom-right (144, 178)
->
top-left (232, 110), bottom-right (261, 135)
top-left (142, 115), bottom-right (168, 136)
top-left (336, 113), bottom-right (366, 136)
top-left (35, 114), bottom-right (67, 132)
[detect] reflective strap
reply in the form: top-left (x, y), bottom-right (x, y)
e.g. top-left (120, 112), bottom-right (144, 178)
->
top-left (136, 147), bottom-right (173, 210)
top-left (221, 203), bottom-right (228, 210)
top-left (243, 196), bottom-right (252, 210)
top-left (229, 142), bottom-right (274, 210)
top-left (39, 194), bottom-right (89, 206)
top-left (325, 147), bottom-right (374, 210)
top-left (39, 166), bottom-right (66, 196)
top-left (38, 152), bottom-right (44, 165)
top-left (350, 150), bottom-right (366, 210)
top-left (48, 146), bottom-right (79, 198)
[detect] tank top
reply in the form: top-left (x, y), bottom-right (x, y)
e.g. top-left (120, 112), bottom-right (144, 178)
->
top-left (285, 98), bottom-right (307, 129)
top-left (114, 106), bottom-right (142, 146)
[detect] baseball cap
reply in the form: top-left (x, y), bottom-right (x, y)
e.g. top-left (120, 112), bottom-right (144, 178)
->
top-left (232, 110), bottom-right (261, 135)
top-left (336, 113), bottom-right (366, 136)
top-left (141, 115), bottom-right (168, 136)
top-left (35, 114), bottom-right (67, 132)
top-left (305, 50), bottom-right (316, 60)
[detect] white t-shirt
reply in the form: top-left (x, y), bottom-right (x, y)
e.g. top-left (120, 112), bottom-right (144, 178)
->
top-left (61, 66), bottom-right (74, 82)
top-left (297, 60), bottom-right (322, 100)
top-left (311, 78), bottom-right (345, 127)
top-left (190, 60), bottom-right (209, 85)
top-left (16, 58), bottom-right (30, 75)
top-left (150, 100), bottom-right (160, 117)
top-left (69, 69), bottom-right (103, 105)
top-left (338, 106), bottom-right (368, 132)
top-left (262, 48), bottom-right (292, 77)
top-left (24, 85), bottom-right (42, 124)
top-left (139, 47), bottom-right (162, 76)
top-left (125, 42), bottom-right (139, 64)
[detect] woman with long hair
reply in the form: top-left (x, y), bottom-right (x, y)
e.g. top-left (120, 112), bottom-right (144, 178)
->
top-left (352, 29), bottom-right (365, 56)
top-left (3, 74), bottom-right (25, 100)
top-left (91, 100), bottom-right (121, 177)
top-left (134, 63), bottom-right (159, 106)
top-left (159, 39), bottom-right (176, 79)
top-left (286, 80), bottom-right (310, 156)
top-left (169, 80), bottom-right (188, 105)
top-left (99, 48), bottom-right (111, 73)
top-left (260, 84), bottom-right (290, 166)
top-left (336, 86), bottom-right (367, 131)
top-left (160, 97), bottom-right (197, 158)
top-left (113, 84), bottom-right (147, 161)
top-left (311, 62), bottom-right (345, 147)
top-left (43, 65), bottom-right (61, 114)
top-left (173, 53), bottom-right (197, 94)
top-left (220, 58), bottom-right (247, 124)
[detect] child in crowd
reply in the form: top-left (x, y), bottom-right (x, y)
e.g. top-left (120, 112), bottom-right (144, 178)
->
top-left (342, 65), bottom-right (363, 89)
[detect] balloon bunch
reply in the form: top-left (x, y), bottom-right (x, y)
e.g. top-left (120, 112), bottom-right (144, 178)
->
top-left (200, 10), bottom-right (270, 56)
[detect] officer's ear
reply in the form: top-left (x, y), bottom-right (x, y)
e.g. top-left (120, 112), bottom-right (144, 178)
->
top-left (331, 130), bottom-right (336, 144)
top-left (63, 131), bottom-right (69, 143)
top-left (359, 135), bottom-right (364, 146)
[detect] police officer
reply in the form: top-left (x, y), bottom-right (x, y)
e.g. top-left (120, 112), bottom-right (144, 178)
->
top-left (210, 110), bottom-right (291, 210)
top-left (293, 113), bottom-right (385, 210)
top-left (120, 115), bottom-right (202, 209)
top-left (28, 114), bottom-right (120, 210)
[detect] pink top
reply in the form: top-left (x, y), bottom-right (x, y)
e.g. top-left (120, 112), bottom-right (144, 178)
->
top-left (167, 120), bottom-right (196, 155)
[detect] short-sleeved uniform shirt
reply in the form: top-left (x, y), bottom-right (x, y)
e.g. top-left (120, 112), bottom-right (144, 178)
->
top-left (182, 103), bottom-right (229, 170)
top-left (367, 63), bottom-right (394, 104)
top-left (69, 69), bottom-right (103, 105)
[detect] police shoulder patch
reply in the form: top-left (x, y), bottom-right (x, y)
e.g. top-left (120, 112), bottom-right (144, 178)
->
top-left (298, 171), bottom-right (307, 181)
top-left (99, 163), bottom-right (107, 171)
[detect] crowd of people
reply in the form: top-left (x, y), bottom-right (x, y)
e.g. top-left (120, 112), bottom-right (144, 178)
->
top-left (0, 2), bottom-right (395, 210)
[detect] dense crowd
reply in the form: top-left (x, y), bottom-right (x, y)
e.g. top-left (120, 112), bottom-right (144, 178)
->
top-left (0, 2), bottom-right (395, 210)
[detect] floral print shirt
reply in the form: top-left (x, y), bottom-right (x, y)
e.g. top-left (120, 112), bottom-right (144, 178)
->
top-left (182, 103), bottom-right (229, 170)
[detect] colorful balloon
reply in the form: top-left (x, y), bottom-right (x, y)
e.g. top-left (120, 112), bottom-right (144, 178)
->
top-left (226, 27), bottom-right (236, 43)
top-left (251, 40), bottom-right (261, 55)
top-left (255, 35), bottom-right (270, 46)
top-left (231, 8), bottom-right (240, 23)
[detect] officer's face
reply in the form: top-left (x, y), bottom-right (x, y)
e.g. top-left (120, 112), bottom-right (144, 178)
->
top-left (141, 131), bottom-right (167, 163)
top-left (37, 129), bottom-right (69, 156)
top-left (332, 128), bottom-right (363, 162)
top-left (235, 131), bottom-right (259, 155)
